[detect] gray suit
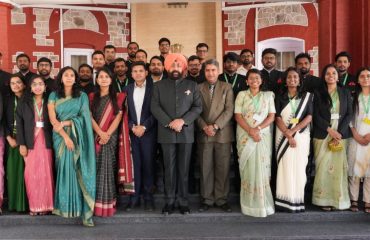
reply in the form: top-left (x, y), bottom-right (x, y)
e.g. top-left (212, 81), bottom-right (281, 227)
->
top-left (151, 78), bottom-right (202, 206)
top-left (196, 80), bottom-right (234, 206)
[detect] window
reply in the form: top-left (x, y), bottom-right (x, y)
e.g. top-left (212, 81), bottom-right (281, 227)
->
top-left (64, 48), bottom-right (94, 70)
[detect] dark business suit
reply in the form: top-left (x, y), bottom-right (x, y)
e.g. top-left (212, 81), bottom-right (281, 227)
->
top-left (339, 73), bottom-right (357, 97)
top-left (151, 77), bottom-right (202, 207)
top-left (18, 71), bottom-right (37, 86)
top-left (4, 95), bottom-right (20, 138)
top-left (126, 81), bottom-right (157, 205)
top-left (16, 97), bottom-right (53, 149)
top-left (302, 74), bottom-right (321, 93)
top-left (261, 68), bottom-right (283, 95)
top-left (313, 86), bottom-right (353, 139)
top-left (0, 70), bottom-right (11, 97)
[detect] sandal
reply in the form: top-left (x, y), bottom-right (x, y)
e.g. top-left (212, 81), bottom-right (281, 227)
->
top-left (29, 211), bottom-right (37, 216)
top-left (364, 203), bottom-right (370, 213)
top-left (350, 201), bottom-right (359, 212)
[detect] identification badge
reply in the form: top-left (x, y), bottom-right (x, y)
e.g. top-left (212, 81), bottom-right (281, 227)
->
top-left (363, 117), bottom-right (370, 125)
top-left (36, 121), bottom-right (44, 128)
top-left (290, 118), bottom-right (299, 124)
top-left (253, 114), bottom-right (263, 123)
top-left (331, 113), bottom-right (340, 120)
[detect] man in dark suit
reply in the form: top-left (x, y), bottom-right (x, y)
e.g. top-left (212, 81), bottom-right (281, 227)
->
top-left (151, 53), bottom-right (202, 215)
top-left (0, 52), bottom-right (11, 97)
top-left (37, 57), bottom-right (57, 93)
top-left (103, 44), bottom-right (116, 73)
top-left (260, 48), bottom-right (282, 95)
top-left (16, 53), bottom-right (36, 86)
top-left (295, 52), bottom-right (321, 93)
top-left (335, 51), bottom-right (357, 96)
top-left (113, 58), bottom-right (133, 93)
top-left (126, 61), bottom-right (157, 211)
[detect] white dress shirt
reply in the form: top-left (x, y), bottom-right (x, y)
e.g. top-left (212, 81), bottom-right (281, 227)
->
top-left (133, 80), bottom-right (146, 125)
top-left (237, 65), bottom-right (255, 76)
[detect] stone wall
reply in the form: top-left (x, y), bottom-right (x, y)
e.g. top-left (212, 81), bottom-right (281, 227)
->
top-left (62, 9), bottom-right (99, 32)
top-left (33, 8), bottom-right (54, 46)
top-left (224, 9), bottom-right (248, 45)
top-left (11, 8), bottom-right (25, 25)
top-left (308, 46), bottom-right (319, 77)
top-left (257, 5), bottom-right (308, 29)
top-left (103, 11), bottom-right (130, 47)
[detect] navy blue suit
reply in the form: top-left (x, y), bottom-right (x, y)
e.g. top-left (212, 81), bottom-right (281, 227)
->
top-left (125, 80), bottom-right (157, 204)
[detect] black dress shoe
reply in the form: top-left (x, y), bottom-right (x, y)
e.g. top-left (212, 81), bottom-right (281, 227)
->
top-left (125, 201), bottom-right (140, 212)
top-left (179, 206), bottom-right (190, 215)
top-left (219, 203), bottom-right (232, 212)
top-left (198, 203), bottom-right (211, 212)
top-left (162, 204), bottom-right (175, 215)
top-left (144, 201), bottom-right (155, 212)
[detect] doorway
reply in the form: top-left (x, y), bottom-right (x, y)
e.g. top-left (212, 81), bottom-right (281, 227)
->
top-left (64, 48), bottom-right (94, 70)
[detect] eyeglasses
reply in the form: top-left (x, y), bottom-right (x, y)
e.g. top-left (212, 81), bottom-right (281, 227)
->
top-left (38, 63), bottom-right (51, 67)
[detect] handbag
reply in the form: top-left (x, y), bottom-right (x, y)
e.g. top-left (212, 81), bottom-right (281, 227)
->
top-left (328, 138), bottom-right (343, 152)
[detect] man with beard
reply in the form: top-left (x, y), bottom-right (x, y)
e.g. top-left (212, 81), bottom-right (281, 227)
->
top-left (186, 55), bottom-right (204, 84)
top-left (0, 52), bottom-right (11, 97)
top-left (237, 49), bottom-right (255, 76)
top-left (16, 53), bottom-right (36, 85)
top-left (148, 56), bottom-right (165, 83)
top-left (126, 42), bottom-right (140, 81)
top-left (92, 50), bottom-right (106, 85)
top-left (78, 63), bottom-right (95, 95)
top-left (113, 58), bottom-right (133, 93)
top-left (37, 57), bottom-right (56, 93)
top-left (260, 48), bottom-right (283, 95)
top-left (158, 38), bottom-right (170, 62)
top-left (335, 51), bottom-right (357, 96)
top-left (104, 45), bottom-right (116, 72)
top-left (295, 52), bottom-right (321, 93)
top-left (151, 53), bottom-right (202, 215)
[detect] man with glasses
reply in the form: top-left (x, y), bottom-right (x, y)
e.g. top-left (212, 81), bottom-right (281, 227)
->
top-left (37, 57), bottom-right (56, 93)
top-left (237, 49), bottom-right (255, 76)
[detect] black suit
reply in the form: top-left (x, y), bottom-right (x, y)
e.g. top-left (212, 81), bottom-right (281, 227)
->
top-left (313, 86), bottom-right (353, 139)
top-left (339, 73), bottom-right (357, 96)
top-left (218, 72), bottom-right (246, 97)
top-left (15, 97), bottom-right (52, 149)
top-left (261, 69), bottom-right (283, 94)
top-left (151, 78), bottom-right (202, 206)
top-left (4, 95), bottom-right (19, 138)
top-left (113, 77), bottom-right (134, 93)
top-left (18, 71), bottom-right (37, 86)
top-left (126, 81), bottom-right (157, 204)
top-left (302, 74), bottom-right (321, 93)
top-left (0, 70), bottom-right (11, 97)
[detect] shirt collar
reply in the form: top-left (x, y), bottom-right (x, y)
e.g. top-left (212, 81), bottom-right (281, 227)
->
top-left (134, 80), bottom-right (146, 88)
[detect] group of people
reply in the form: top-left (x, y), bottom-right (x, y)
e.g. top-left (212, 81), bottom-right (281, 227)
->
top-left (0, 36), bottom-right (368, 227)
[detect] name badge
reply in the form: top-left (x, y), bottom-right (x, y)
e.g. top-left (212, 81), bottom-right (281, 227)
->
top-left (290, 118), bottom-right (299, 124)
top-left (363, 117), bottom-right (370, 125)
top-left (36, 121), bottom-right (44, 128)
top-left (331, 113), bottom-right (340, 120)
top-left (253, 114), bottom-right (263, 123)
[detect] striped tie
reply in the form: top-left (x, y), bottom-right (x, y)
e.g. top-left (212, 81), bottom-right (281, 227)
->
top-left (209, 84), bottom-right (215, 100)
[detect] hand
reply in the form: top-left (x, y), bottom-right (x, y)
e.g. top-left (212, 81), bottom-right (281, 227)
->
top-left (203, 125), bottom-right (215, 137)
top-left (7, 137), bottom-right (17, 148)
top-left (288, 137), bottom-right (297, 148)
top-left (133, 126), bottom-right (146, 138)
top-left (19, 145), bottom-right (28, 157)
top-left (251, 133), bottom-right (261, 142)
top-left (64, 136), bottom-right (74, 151)
top-left (99, 130), bottom-right (110, 143)
top-left (284, 129), bottom-right (293, 138)
top-left (327, 128), bottom-right (342, 141)
top-left (353, 132), bottom-right (369, 146)
top-left (169, 119), bottom-right (185, 132)
top-left (364, 133), bottom-right (370, 143)
top-left (53, 121), bottom-right (63, 132)
top-left (248, 127), bottom-right (260, 138)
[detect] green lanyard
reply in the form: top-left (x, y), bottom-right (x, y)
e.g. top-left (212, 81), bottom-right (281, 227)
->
top-left (116, 78), bottom-right (128, 92)
top-left (342, 74), bottom-right (349, 86)
top-left (330, 90), bottom-right (338, 112)
top-left (288, 95), bottom-right (298, 115)
top-left (251, 92), bottom-right (261, 112)
top-left (224, 73), bottom-right (238, 88)
top-left (360, 93), bottom-right (370, 115)
top-left (13, 97), bottom-right (17, 134)
top-left (33, 97), bottom-right (44, 121)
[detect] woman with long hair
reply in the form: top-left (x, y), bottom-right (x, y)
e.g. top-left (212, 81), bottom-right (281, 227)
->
top-left (312, 64), bottom-right (352, 211)
top-left (16, 75), bottom-right (54, 215)
top-left (89, 67), bottom-right (132, 217)
top-left (5, 74), bottom-right (28, 212)
top-left (234, 69), bottom-right (276, 217)
top-left (347, 67), bottom-right (370, 212)
top-left (48, 66), bottom-right (96, 226)
top-left (275, 67), bottom-right (313, 212)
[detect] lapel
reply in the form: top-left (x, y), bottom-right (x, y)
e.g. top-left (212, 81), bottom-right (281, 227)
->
top-left (337, 87), bottom-right (346, 120)
top-left (128, 84), bottom-right (138, 124)
top-left (142, 82), bottom-right (151, 114)
top-left (200, 82), bottom-right (211, 111)
top-left (209, 81), bottom-right (222, 115)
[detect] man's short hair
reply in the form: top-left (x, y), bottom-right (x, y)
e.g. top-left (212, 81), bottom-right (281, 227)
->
top-left (78, 63), bottom-right (93, 72)
top-left (16, 53), bottom-right (30, 62)
top-left (131, 61), bottom-right (147, 70)
top-left (127, 41), bottom-right (139, 49)
top-left (335, 51), bottom-right (352, 62)
top-left (196, 43), bottom-right (209, 50)
top-left (135, 49), bottom-right (148, 58)
top-left (114, 57), bottom-right (126, 66)
top-left (223, 52), bottom-right (239, 63)
top-left (240, 49), bottom-right (254, 56)
top-left (150, 56), bottom-right (164, 65)
top-left (103, 44), bottom-right (116, 51)
top-left (92, 50), bottom-right (105, 58)
top-left (295, 52), bottom-right (311, 64)
top-left (159, 37), bottom-right (170, 46)
top-left (262, 48), bottom-right (277, 57)
top-left (37, 57), bottom-right (52, 67)
top-left (204, 59), bottom-right (219, 69)
top-left (188, 55), bottom-right (201, 63)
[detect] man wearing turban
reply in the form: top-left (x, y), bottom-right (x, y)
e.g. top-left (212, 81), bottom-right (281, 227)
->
top-left (151, 53), bottom-right (202, 215)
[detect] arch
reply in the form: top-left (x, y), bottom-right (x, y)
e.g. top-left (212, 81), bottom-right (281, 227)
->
top-left (61, 9), bottom-right (99, 33)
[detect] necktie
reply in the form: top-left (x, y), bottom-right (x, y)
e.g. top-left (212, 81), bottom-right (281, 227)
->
top-left (209, 84), bottom-right (215, 100)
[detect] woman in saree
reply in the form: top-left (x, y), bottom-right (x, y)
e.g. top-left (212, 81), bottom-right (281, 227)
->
top-left (274, 67), bottom-right (313, 212)
top-left (234, 69), bottom-right (276, 217)
top-left (5, 74), bottom-right (27, 212)
top-left (347, 67), bottom-right (370, 212)
top-left (16, 75), bottom-right (54, 215)
top-left (48, 66), bottom-right (96, 226)
top-left (89, 67), bottom-right (133, 217)
top-left (312, 64), bottom-right (352, 211)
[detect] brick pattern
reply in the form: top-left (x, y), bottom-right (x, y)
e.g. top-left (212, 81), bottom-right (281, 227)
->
top-left (308, 46), bottom-right (319, 77)
top-left (11, 8), bottom-right (26, 25)
top-left (224, 10), bottom-right (248, 45)
top-left (103, 11), bottom-right (130, 47)
top-left (258, 5), bottom-right (308, 29)
top-left (62, 9), bottom-right (99, 32)
top-left (33, 8), bottom-right (54, 46)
